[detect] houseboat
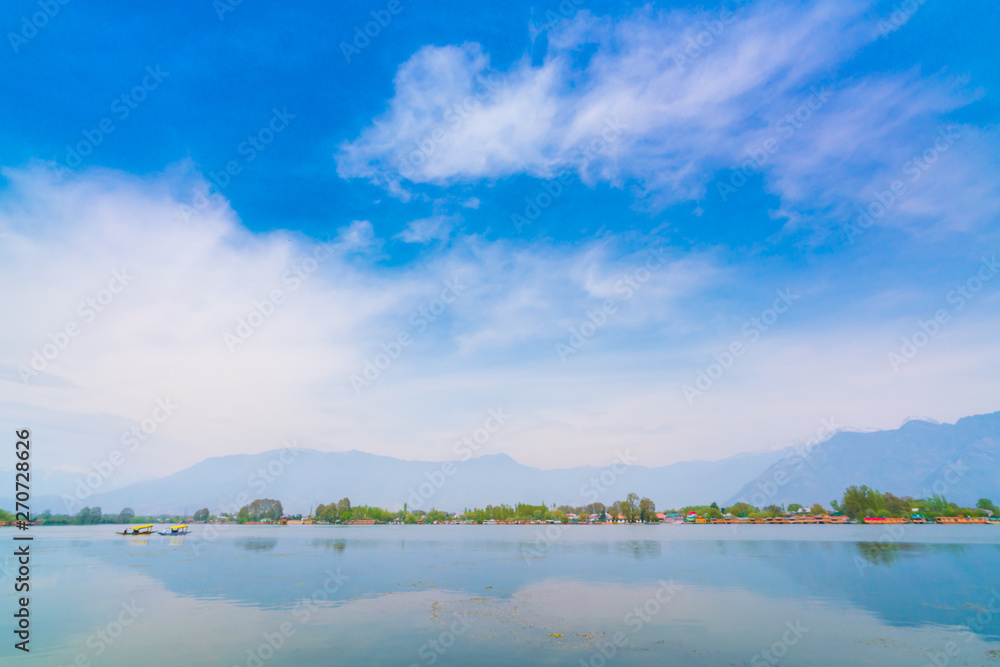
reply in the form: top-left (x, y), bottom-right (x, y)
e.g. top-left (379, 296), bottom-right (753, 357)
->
top-left (934, 516), bottom-right (989, 524)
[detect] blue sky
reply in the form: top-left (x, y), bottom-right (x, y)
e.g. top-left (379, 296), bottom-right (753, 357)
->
top-left (1, 0), bottom-right (999, 489)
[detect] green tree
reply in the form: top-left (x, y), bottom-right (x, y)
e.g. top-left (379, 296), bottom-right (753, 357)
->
top-left (623, 493), bottom-right (640, 523)
top-left (809, 503), bottom-right (827, 515)
top-left (883, 493), bottom-right (911, 518)
top-left (762, 504), bottom-right (783, 518)
top-left (728, 502), bottom-right (756, 518)
top-left (117, 507), bottom-right (135, 524)
top-left (787, 503), bottom-right (803, 512)
top-left (236, 499), bottom-right (284, 523)
top-left (193, 508), bottom-right (209, 522)
top-left (639, 497), bottom-right (656, 522)
top-left (976, 498), bottom-right (999, 517)
top-left (841, 486), bottom-right (886, 520)
top-left (923, 493), bottom-right (957, 517)
top-left (706, 506), bottom-right (723, 519)
top-left (336, 497), bottom-right (351, 520)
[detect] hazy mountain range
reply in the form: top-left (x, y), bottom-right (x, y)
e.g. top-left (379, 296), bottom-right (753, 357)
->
top-left (5, 410), bottom-right (998, 515)
top-left (727, 411), bottom-right (1000, 508)
top-left (11, 447), bottom-right (791, 516)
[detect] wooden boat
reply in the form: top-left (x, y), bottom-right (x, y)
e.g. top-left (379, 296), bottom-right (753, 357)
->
top-left (157, 524), bottom-right (190, 535)
top-left (119, 524), bottom-right (154, 535)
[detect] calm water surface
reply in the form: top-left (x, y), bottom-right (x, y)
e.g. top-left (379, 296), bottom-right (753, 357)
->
top-left (3, 525), bottom-right (999, 666)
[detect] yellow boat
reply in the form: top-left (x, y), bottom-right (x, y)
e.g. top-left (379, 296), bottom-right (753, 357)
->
top-left (118, 524), bottom-right (154, 535)
top-left (158, 524), bottom-right (190, 535)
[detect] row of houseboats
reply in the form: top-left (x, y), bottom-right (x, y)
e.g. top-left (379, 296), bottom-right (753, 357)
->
top-left (685, 514), bottom-right (996, 525)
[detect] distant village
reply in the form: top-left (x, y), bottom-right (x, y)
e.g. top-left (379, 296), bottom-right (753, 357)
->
top-left (4, 485), bottom-right (998, 527)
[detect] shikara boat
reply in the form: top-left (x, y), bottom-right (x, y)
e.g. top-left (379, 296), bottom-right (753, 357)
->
top-left (119, 524), bottom-right (155, 535)
top-left (157, 524), bottom-right (190, 535)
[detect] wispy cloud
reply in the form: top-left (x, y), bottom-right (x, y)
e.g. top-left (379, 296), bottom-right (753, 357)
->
top-left (0, 166), bottom-right (721, 472)
top-left (337, 1), bottom-right (999, 236)
top-left (395, 214), bottom-right (459, 244)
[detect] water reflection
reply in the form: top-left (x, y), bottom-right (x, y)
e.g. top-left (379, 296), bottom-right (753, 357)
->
top-left (18, 525), bottom-right (1000, 667)
top-left (236, 537), bottom-right (278, 552)
top-left (312, 538), bottom-right (346, 552)
top-left (617, 539), bottom-right (661, 559)
top-left (854, 541), bottom-right (919, 566)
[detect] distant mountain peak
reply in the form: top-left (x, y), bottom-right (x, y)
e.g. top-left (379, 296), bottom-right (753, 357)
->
top-left (727, 409), bottom-right (1000, 506)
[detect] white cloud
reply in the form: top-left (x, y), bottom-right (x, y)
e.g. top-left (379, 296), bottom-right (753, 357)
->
top-left (2, 165), bottom-right (999, 483)
top-left (0, 165), bottom-right (717, 476)
top-left (395, 214), bottom-right (459, 244)
top-left (336, 1), bottom-right (1000, 234)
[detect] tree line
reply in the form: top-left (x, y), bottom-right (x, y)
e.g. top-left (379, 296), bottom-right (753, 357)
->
top-left (831, 487), bottom-right (997, 521)
top-left (8, 489), bottom-right (996, 527)
top-left (461, 494), bottom-right (659, 523)
top-left (18, 507), bottom-right (187, 525)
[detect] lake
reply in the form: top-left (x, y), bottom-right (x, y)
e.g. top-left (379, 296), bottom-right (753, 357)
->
top-left (2, 524), bottom-right (999, 666)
